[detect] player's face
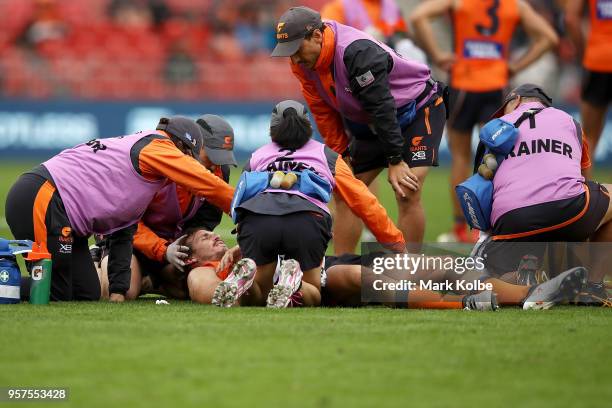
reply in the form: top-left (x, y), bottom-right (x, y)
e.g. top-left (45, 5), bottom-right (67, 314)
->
top-left (290, 30), bottom-right (323, 70)
top-left (189, 229), bottom-right (227, 262)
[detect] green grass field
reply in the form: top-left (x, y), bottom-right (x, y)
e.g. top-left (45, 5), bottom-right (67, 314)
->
top-left (1, 160), bottom-right (611, 408)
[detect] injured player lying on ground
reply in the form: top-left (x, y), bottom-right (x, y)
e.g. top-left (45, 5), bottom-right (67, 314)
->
top-left (98, 228), bottom-right (598, 309)
top-left (98, 228), bottom-right (257, 306)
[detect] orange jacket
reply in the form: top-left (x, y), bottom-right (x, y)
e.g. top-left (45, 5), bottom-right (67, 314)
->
top-left (132, 134), bottom-right (233, 262)
top-left (291, 27), bottom-right (350, 155)
top-left (333, 155), bottom-right (405, 248)
top-left (138, 134), bottom-right (233, 213)
top-left (580, 130), bottom-right (592, 170)
top-left (134, 162), bottom-right (227, 263)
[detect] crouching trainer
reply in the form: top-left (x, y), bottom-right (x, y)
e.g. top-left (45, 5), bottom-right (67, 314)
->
top-left (232, 100), bottom-right (406, 308)
top-left (459, 84), bottom-right (612, 302)
top-left (5, 116), bottom-right (234, 302)
top-left (99, 114), bottom-right (237, 300)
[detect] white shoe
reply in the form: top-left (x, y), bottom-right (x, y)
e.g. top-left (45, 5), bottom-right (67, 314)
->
top-left (211, 258), bottom-right (257, 308)
top-left (523, 267), bottom-right (587, 310)
top-left (266, 259), bottom-right (303, 308)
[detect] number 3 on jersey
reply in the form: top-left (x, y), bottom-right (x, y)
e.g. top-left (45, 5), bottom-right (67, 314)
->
top-left (476, 0), bottom-right (500, 36)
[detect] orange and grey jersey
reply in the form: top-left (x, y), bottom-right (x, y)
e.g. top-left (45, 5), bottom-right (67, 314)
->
top-left (584, 0), bottom-right (612, 72)
top-left (451, 0), bottom-right (519, 92)
top-left (189, 260), bottom-right (232, 280)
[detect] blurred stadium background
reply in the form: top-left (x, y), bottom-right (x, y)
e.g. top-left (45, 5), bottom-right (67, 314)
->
top-left (0, 0), bottom-right (611, 157)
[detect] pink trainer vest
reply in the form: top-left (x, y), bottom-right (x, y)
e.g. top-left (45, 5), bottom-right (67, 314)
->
top-left (43, 132), bottom-right (167, 236)
top-left (491, 103), bottom-right (585, 225)
top-left (249, 139), bottom-right (336, 213)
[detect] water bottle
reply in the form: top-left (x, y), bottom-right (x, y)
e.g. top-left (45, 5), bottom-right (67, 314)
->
top-left (26, 243), bottom-right (52, 305)
top-left (0, 239), bottom-right (33, 304)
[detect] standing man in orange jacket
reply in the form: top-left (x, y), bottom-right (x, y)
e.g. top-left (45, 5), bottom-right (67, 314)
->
top-left (272, 6), bottom-right (448, 254)
top-left (410, 0), bottom-right (558, 242)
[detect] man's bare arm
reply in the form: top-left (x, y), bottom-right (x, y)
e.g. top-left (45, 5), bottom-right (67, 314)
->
top-left (509, 0), bottom-right (560, 75)
top-left (565, 0), bottom-right (587, 61)
top-left (409, 0), bottom-right (455, 71)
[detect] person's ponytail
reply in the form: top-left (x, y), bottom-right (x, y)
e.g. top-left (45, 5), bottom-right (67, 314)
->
top-left (270, 107), bottom-right (313, 150)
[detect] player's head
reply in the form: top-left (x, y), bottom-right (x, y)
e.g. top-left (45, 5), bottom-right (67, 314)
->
top-left (270, 100), bottom-right (313, 150)
top-left (196, 114), bottom-right (238, 170)
top-left (492, 84), bottom-right (553, 117)
top-left (183, 228), bottom-right (227, 265)
top-left (156, 116), bottom-right (204, 160)
top-left (271, 6), bottom-right (324, 70)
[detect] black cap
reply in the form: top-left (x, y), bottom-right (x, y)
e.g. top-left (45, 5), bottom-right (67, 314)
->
top-left (271, 6), bottom-right (322, 57)
top-left (196, 114), bottom-right (237, 167)
top-left (156, 116), bottom-right (204, 159)
top-left (491, 83), bottom-right (553, 118)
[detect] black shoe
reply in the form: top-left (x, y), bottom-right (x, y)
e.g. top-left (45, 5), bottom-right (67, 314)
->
top-left (463, 290), bottom-right (499, 311)
top-left (574, 282), bottom-right (612, 306)
top-left (516, 254), bottom-right (539, 286)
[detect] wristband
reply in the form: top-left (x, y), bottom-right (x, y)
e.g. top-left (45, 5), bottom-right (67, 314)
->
top-left (388, 155), bottom-right (402, 165)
